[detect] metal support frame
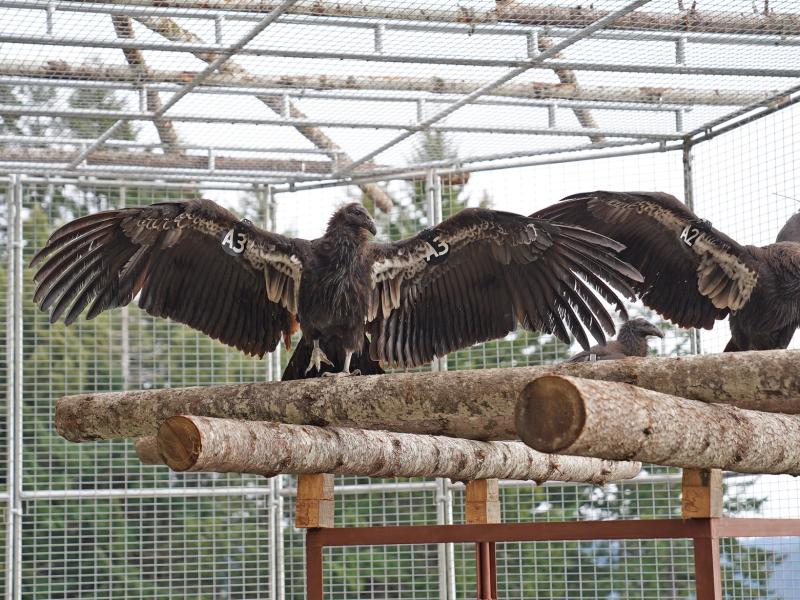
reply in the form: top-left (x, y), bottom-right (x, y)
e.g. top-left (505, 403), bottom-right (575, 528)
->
top-left (334, 0), bottom-right (654, 177)
top-left (424, 168), bottom-right (454, 599)
top-left (5, 174), bottom-right (23, 600)
top-left (65, 0), bottom-right (300, 169)
top-left (304, 518), bottom-right (800, 600)
top-left (4, 33), bottom-right (799, 79)
top-left (681, 140), bottom-right (702, 356)
top-left (0, 78), bottom-right (694, 114)
top-left (0, 105), bottom-right (682, 141)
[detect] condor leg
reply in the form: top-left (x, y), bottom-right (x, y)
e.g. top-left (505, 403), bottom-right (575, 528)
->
top-left (305, 339), bottom-right (334, 374)
top-left (322, 351), bottom-right (361, 377)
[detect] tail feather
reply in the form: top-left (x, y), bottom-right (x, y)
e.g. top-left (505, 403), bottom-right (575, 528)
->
top-left (281, 334), bottom-right (384, 380)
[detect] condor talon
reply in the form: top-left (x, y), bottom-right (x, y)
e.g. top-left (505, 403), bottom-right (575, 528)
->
top-left (305, 340), bottom-right (334, 374)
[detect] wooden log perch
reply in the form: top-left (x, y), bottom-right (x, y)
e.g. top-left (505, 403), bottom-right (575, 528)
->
top-left (55, 350), bottom-right (800, 443)
top-left (100, 1), bottom-right (800, 36)
top-left (154, 416), bottom-right (640, 483)
top-left (516, 375), bottom-right (800, 475)
top-left (133, 437), bottom-right (161, 465)
top-left (0, 61), bottom-right (768, 107)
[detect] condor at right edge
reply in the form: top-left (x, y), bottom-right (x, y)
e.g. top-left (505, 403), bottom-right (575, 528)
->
top-left (535, 191), bottom-right (800, 351)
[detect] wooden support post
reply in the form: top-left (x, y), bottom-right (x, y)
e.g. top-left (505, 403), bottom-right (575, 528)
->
top-left (682, 469), bottom-right (723, 600)
top-left (693, 519), bottom-right (723, 600)
top-left (295, 474), bottom-right (335, 529)
top-left (306, 530), bottom-right (324, 600)
top-left (466, 480), bottom-right (500, 600)
top-left (465, 480), bottom-right (501, 525)
top-left (682, 468), bottom-right (723, 519)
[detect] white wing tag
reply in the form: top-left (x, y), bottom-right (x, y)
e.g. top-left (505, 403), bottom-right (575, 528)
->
top-left (222, 220), bottom-right (250, 256)
top-left (420, 229), bottom-right (449, 264)
top-left (679, 224), bottom-right (701, 247)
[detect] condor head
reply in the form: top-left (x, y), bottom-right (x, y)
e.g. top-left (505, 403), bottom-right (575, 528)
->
top-left (328, 203), bottom-right (377, 237)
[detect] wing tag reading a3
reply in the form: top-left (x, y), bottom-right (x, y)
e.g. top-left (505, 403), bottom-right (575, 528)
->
top-left (419, 229), bottom-right (450, 264)
top-left (679, 224), bottom-right (701, 247)
top-left (221, 219), bottom-right (251, 256)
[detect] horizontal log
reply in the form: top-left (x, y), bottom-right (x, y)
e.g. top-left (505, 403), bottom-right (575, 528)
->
top-left (0, 61), bottom-right (767, 106)
top-left (55, 350), bottom-right (800, 443)
top-left (516, 375), bottom-right (800, 475)
top-left (132, 437), bottom-right (161, 465)
top-left (155, 416), bottom-right (640, 483)
top-left (95, 1), bottom-right (800, 36)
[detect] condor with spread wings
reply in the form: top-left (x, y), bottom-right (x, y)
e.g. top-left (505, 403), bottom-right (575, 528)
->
top-left (536, 191), bottom-right (800, 351)
top-left (31, 199), bottom-right (643, 377)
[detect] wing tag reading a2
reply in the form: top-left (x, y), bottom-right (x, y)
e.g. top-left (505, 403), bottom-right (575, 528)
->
top-left (221, 219), bottom-right (251, 256)
top-left (679, 224), bottom-right (701, 247)
top-left (419, 229), bottom-right (450, 264)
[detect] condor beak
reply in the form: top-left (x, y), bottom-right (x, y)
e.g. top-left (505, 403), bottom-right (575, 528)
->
top-left (366, 221), bottom-right (377, 236)
top-left (650, 326), bottom-right (665, 338)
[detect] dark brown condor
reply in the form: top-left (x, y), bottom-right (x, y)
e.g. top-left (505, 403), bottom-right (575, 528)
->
top-left (536, 191), bottom-right (800, 351)
top-left (566, 317), bottom-right (664, 363)
top-left (30, 199), bottom-right (644, 378)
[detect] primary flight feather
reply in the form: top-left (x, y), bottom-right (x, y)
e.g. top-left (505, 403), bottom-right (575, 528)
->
top-left (31, 199), bottom-right (643, 377)
top-left (535, 190), bottom-right (800, 351)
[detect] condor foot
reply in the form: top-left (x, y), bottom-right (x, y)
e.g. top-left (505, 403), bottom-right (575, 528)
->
top-left (322, 369), bottom-right (361, 378)
top-left (305, 343), bottom-right (334, 374)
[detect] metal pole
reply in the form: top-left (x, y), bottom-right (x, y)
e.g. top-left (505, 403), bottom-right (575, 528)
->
top-left (334, 0), bottom-right (654, 177)
top-left (263, 183), bottom-right (286, 600)
top-left (7, 174), bottom-right (24, 600)
top-left (425, 169), bottom-right (454, 599)
top-left (66, 0), bottom-right (300, 168)
top-left (4, 175), bottom-right (17, 600)
top-left (119, 187), bottom-right (130, 390)
top-left (682, 139), bottom-right (702, 356)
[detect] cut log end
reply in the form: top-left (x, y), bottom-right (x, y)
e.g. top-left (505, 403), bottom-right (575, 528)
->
top-left (516, 375), bottom-right (586, 453)
top-left (158, 415), bottom-right (202, 471)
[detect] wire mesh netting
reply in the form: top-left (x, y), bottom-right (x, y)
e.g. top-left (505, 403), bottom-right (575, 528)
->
top-left (1, 1), bottom-right (800, 183)
top-left (2, 0), bottom-right (800, 598)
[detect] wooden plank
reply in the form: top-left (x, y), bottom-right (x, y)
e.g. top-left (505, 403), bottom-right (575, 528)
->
top-left (682, 468), bottom-right (723, 519)
top-left (465, 479), bottom-right (501, 525)
top-left (295, 473), bottom-right (335, 529)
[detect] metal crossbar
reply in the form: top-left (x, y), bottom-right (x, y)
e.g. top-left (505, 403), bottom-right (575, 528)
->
top-left (333, 0), bottom-right (654, 178)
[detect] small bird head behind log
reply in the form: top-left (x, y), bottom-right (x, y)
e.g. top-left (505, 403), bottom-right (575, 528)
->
top-left (30, 198), bottom-right (644, 379)
top-left (535, 190), bottom-right (800, 352)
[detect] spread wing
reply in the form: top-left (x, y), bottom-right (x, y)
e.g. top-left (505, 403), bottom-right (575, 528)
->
top-left (534, 191), bottom-right (759, 330)
top-left (30, 198), bottom-right (305, 357)
top-left (367, 207), bottom-right (643, 368)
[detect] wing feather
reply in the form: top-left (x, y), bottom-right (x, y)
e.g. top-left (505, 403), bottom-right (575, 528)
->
top-left (534, 191), bottom-right (758, 329)
top-left (368, 207), bottom-right (641, 366)
top-left (31, 198), bottom-right (305, 357)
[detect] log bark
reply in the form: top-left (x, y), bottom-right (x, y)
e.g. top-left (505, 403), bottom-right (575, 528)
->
top-left (0, 61), bottom-right (766, 107)
top-left (0, 147), bottom-right (334, 174)
top-left (516, 375), bottom-right (800, 475)
top-left (155, 416), bottom-right (641, 483)
top-left (55, 350), bottom-right (800, 443)
top-left (89, 1), bottom-right (800, 36)
top-left (134, 16), bottom-right (395, 212)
